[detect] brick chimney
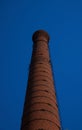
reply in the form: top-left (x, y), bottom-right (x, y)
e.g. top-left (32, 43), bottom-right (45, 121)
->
top-left (21, 30), bottom-right (61, 130)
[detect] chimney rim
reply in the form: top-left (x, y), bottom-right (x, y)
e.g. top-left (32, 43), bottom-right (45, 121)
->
top-left (32, 30), bottom-right (50, 43)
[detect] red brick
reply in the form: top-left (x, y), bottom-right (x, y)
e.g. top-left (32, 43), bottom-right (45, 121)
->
top-left (21, 30), bottom-right (61, 130)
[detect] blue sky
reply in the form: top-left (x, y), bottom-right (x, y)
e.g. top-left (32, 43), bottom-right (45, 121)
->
top-left (0, 0), bottom-right (82, 130)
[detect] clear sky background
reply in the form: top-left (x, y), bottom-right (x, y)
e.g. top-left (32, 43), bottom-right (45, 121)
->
top-left (0, 0), bottom-right (82, 130)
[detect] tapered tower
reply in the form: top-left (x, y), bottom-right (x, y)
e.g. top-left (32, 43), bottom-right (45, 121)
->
top-left (21, 30), bottom-right (61, 130)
